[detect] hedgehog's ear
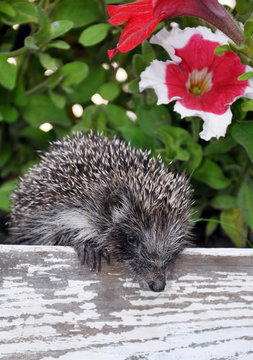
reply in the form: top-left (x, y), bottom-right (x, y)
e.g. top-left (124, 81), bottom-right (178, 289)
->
top-left (104, 186), bottom-right (131, 217)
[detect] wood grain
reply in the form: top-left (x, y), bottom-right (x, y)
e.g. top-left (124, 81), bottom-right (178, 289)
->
top-left (0, 245), bottom-right (253, 360)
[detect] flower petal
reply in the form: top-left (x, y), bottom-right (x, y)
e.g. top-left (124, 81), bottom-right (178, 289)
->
top-left (152, 0), bottom-right (243, 44)
top-left (165, 62), bottom-right (189, 99)
top-left (141, 25), bottom-right (253, 141)
top-left (108, 0), bottom-right (151, 25)
top-left (150, 27), bottom-right (196, 62)
top-left (107, 0), bottom-right (163, 59)
top-left (151, 26), bottom-right (229, 63)
top-left (150, 27), bottom-right (251, 115)
top-left (139, 60), bottom-right (181, 104)
top-left (174, 102), bottom-right (232, 140)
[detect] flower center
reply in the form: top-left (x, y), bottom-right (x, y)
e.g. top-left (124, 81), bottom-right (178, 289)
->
top-left (186, 67), bottom-right (212, 96)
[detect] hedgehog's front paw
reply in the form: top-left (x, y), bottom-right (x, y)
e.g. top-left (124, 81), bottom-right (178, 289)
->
top-left (74, 243), bottom-right (110, 272)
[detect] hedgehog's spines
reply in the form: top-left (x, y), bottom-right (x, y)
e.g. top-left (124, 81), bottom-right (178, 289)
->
top-left (9, 132), bottom-right (193, 291)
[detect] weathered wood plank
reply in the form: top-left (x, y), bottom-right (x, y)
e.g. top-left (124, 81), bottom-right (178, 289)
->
top-left (0, 245), bottom-right (253, 360)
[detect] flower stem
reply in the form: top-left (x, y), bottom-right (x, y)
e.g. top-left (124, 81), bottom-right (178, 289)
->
top-left (191, 117), bottom-right (201, 142)
top-left (26, 79), bottom-right (49, 96)
top-left (0, 47), bottom-right (28, 57)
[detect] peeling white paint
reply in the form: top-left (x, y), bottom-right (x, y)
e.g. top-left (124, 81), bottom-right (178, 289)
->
top-left (0, 245), bottom-right (253, 360)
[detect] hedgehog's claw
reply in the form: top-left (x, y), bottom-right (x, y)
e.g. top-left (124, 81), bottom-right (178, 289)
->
top-left (100, 249), bottom-right (110, 265)
top-left (75, 244), bottom-right (86, 265)
top-left (75, 244), bottom-right (110, 272)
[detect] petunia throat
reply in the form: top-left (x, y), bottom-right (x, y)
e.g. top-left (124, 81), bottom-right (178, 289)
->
top-left (186, 67), bottom-right (212, 96)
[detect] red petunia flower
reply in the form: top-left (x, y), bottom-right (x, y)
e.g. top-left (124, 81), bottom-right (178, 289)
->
top-left (107, 0), bottom-right (243, 59)
top-left (139, 26), bottom-right (253, 140)
top-left (152, 0), bottom-right (243, 45)
top-left (107, 0), bottom-right (164, 59)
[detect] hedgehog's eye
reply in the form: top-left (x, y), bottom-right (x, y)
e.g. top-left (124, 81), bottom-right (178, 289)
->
top-left (127, 234), bottom-right (139, 247)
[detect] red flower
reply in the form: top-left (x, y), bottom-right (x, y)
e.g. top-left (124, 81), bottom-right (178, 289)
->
top-left (107, 0), bottom-right (243, 59)
top-left (152, 0), bottom-right (243, 45)
top-left (107, 0), bottom-right (164, 59)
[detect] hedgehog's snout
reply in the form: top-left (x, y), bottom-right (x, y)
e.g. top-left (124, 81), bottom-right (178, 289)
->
top-left (146, 268), bottom-right (167, 292)
top-left (148, 277), bottom-right (166, 292)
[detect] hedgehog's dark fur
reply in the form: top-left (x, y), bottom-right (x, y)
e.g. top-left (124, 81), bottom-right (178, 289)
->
top-left (9, 132), bottom-right (193, 292)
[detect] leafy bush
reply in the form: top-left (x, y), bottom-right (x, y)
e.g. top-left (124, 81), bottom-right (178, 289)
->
top-left (0, 0), bottom-right (252, 247)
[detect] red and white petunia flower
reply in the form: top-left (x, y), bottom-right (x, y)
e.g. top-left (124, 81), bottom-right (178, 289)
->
top-left (139, 26), bottom-right (253, 140)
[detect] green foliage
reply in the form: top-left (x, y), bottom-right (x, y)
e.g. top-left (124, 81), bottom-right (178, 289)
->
top-left (0, 56), bottom-right (16, 89)
top-left (220, 208), bottom-right (248, 247)
top-left (231, 121), bottom-right (253, 162)
top-left (0, 0), bottom-right (252, 247)
top-left (79, 24), bottom-right (111, 47)
top-left (0, 178), bottom-right (18, 211)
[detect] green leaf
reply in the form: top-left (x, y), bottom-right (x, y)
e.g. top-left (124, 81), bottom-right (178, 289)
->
top-left (228, 41), bottom-right (245, 53)
top-left (46, 40), bottom-right (70, 50)
top-left (74, 104), bottom-right (99, 132)
top-left (241, 99), bottom-right (253, 112)
top-left (67, 65), bottom-right (106, 103)
top-left (141, 40), bottom-right (156, 65)
top-left (204, 136), bottom-right (236, 156)
top-left (49, 20), bottom-right (73, 40)
top-left (237, 177), bottom-right (253, 231)
top-left (120, 127), bottom-right (159, 152)
top-left (193, 159), bottom-right (231, 189)
top-left (220, 208), bottom-right (247, 247)
top-left (136, 104), bottom-right (171, 136)
top-left (38, 53), bottom-right (59, 70)
top-left (20, 127), bottom-right (54, 149)
top-left (244, 19), bottom-right (253, 47)
top-left (12, 85), bottom-right (28, 107)
top-left (0, 179), bottom-right (18, 211)
top-left (0, 105), bottom-right (18, 123)
top-left (24, 36), bottom-right (39, 50)
top-left (98, 82), bottom-right (120, 101)
top-left (46, 71), bottom-right (64, 90)
top-left (49, 90), bottom-right (66, 109)
top-left (231, 121), bottom-right (253, 162)
top-left (73, 105), bottom-right (109, 133)
top-left (127, 78), bottom-right (139, 93)
top-left (206, 217), bottom-right (218, 237)
top-left (33, 7), bottom-right (50, 45)
top-left (236, 0), bottom-right (253, 14)
top-left (60, 62), bottom-right (89, 87)
top-left (105, 104), bottom-right (131, 129)
top-left (238, 71), bottom-right (253, 81)
top-left (0, 2), bottom-right (16, 17)
top-left (53, 0), bottom-right (101, 28)
top-left (232, 99), bottom-right (247, 120)
top-left (2, 0), bottom-right (37, 25)
top-left (0, 55), bottom-right (17, 90)
top-left (22, 94), bottom-right (70, 127)
top-left (184, 142), bottom-right (203, 170)
top-left (214, 44), bottom-right (230, 56)
top-left (158, 127), bottom-right (189, 161)
top-left (211, 195), bottom-right (236, 210)
top-left (133, 54), bottom-right (146, 75)
top-left (157, 126), bottom-right (202, 168)
top-left (0, 139), bottom-right (11, 168)
top-left (79, 24), bottom-right (111, 47)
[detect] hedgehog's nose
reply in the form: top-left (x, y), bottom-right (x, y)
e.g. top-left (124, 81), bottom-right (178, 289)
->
top-left (148, 278), bottom-right (166, 292)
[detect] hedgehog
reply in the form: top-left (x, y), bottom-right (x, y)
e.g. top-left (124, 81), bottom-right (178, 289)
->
top-left (9, 132), bottom-right (193, 292)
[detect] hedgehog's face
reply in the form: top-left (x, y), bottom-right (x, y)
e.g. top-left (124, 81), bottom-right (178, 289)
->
top-left (107, 222), bottom-right (187, 292)
top-left (105, 187), bottom-right (191, 292)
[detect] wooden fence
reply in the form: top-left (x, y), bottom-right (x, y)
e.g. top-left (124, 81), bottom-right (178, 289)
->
top-left (0, 245), bottom-right (253, 359)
